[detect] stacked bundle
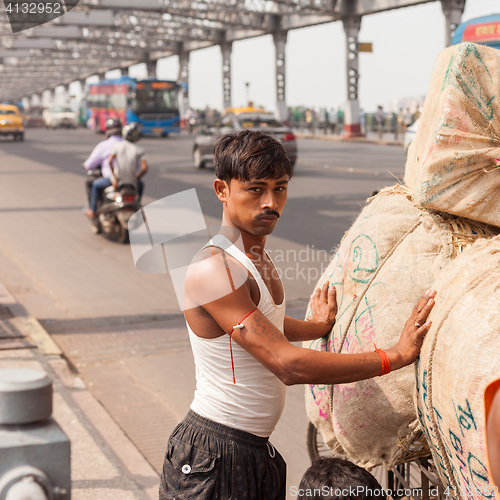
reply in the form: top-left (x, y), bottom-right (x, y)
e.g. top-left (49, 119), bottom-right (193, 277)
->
top-left (304, 186), bottom-right (495, 468)
top-left (305, 42), bottom-right (500, 480)
top-left (406, 41), bottom-right (500, 499)
top-left (405, 42), bottom-right (500, 227)
top-left (416, 235), bottom-right (500, 498)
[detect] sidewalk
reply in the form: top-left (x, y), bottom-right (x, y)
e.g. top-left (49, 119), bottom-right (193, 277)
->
top-left (0, 281), bottom-right (159, 500)
top-left (293, 128), bottom-right (405, 146)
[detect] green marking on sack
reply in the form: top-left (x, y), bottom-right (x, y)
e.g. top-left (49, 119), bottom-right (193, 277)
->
top-left (443, 43), bottom-right (495, 122)
top-left (347, 234), bottom-right (379, 283)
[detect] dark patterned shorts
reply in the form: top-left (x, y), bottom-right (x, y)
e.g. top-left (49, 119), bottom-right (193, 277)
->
top-left (159, 410), bottom-right (286, 500)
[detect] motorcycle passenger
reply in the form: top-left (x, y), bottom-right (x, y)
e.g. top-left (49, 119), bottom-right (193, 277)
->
top-left (83, 118), bottom-right (124, 219)
top-left (108, 122), bottom-right (148, 202)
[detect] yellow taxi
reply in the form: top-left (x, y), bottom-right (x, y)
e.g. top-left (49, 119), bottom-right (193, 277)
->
top-left (193, 105), bottom-right (297, 169)
top-left (0, 104), bottom-right (25, 141)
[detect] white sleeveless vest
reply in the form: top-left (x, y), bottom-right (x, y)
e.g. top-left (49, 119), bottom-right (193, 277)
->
top-left (188, 235), bottom-right (286, 437)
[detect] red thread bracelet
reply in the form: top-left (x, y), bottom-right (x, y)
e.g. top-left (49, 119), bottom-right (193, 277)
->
top-left (229, 308), bottom-right (258, 384)
top-left (373, 343), bottom-right (391, 376)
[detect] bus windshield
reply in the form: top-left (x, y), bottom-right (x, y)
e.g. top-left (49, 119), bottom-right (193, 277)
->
top-left (133, 81), bottom-right (179, 113)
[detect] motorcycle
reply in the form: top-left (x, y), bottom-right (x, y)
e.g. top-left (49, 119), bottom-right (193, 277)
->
top-left (86, 168), bottom-right (141, 244)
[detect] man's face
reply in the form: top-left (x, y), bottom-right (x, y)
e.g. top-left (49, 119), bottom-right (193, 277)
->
top-left (217, 175), bottom-right (289, 236)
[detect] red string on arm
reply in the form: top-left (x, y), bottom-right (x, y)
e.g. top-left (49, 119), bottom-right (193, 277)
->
top-left (229, 308), bottom-right (258, 384)
top-left (373, 343), bottom-right (391, 376)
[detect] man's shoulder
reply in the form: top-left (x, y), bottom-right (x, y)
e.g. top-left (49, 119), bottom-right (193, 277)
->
top-left (183, 246), bottom-right (250, 309)
top-left (133, 144), bottom-right (146, 157)
top-left (111, 138), bottom-right (126, 151)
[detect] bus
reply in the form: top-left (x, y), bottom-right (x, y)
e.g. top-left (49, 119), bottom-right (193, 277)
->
top-left (87, 76), bottom-right (181, 136)
top-left (451, 14), bottom-right (500, 50)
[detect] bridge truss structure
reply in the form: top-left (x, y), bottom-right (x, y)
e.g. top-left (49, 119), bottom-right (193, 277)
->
top-left (0, 0), bottom-right (466, 134)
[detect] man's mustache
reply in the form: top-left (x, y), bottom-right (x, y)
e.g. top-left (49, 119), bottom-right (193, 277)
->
top-left (256, 210), bottom-right (280, 220)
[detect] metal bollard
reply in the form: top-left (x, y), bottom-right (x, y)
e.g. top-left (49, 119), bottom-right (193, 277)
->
top-left (0, 369), bottom-right (70, 499)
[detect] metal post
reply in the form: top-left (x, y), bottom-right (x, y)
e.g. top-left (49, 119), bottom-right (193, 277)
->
top-left (342, 15), bottom-right (362, 138)
top-left (47, 89), bottom-right (55, 106)
top-left (221, 42), bottom-right (232, 111)
top-left (145, 60), bottom-right (157, 78)
top-left (178, 50), bottom-right (190, 125)
top-left (273, 31), bottom-right (288, 123)
top-left (63, 83), bottom-right (70, 102)
top-left (441, 0), bottom-right (465, 46)
top-left (0, 369), bottom-right (70, 499)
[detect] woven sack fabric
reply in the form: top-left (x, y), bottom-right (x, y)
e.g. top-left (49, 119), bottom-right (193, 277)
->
top-left (416, 235), bottom-right (500, 500)
top-left (404, 42), bottom-right (500, 227)
top-left (305, 188), bottom-right (454, 468)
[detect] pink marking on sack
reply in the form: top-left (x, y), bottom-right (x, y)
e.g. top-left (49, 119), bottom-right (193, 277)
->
top-left (309, 384), bottom-right (330, 420)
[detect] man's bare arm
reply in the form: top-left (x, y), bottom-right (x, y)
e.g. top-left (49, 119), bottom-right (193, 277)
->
top-left (232, 290), bottom-right (434, 385)
top-left (284, 282), bottom-right (337, 342)
top-left (137, 159), bottom-right (148, 179)
top-left (186, 254), bottom-right (435, 386)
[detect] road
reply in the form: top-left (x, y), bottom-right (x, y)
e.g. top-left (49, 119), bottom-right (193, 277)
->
top-left (0, 128), bottom-right (407, 497)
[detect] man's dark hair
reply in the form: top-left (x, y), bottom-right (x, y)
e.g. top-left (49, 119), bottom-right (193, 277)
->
top-left (298, 457), bottom-right (386, 500)
top-left (214, 129), bottom-right (293, 182)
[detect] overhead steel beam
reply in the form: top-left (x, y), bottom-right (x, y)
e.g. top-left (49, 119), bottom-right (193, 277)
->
top-left (0, 0), bottom-right (443, 103)
top-left (339, 0), bottom-right (435, 16)
top-left (30, 25), bottom-right (83, 37)
top-left (56, 9), bottom-right (115, 25)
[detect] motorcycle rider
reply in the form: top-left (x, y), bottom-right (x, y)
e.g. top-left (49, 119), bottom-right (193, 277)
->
top-left (83, 118), bottom-right (124, 219)
top-left (108, 122), bottom-right (148, 202)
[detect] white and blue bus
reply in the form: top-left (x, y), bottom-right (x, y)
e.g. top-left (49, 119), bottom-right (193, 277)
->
top-left (87, 76), bottom-right (181, 136)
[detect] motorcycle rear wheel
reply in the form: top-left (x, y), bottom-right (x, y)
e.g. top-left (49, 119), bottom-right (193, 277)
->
top-left (116, 224), bottom-right (130, 244)
top-left (90, 221), bottom-right (102, 234)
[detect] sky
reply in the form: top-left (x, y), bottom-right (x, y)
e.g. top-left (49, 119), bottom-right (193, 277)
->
top-left (73, 0), bottom-right (498, 114)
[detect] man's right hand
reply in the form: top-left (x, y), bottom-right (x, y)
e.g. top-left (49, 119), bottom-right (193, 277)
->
top-left (387, 289), bottom-right (436, 370)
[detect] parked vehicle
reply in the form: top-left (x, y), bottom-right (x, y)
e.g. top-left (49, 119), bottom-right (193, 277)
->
top-left (192, 107), bottom-right (297, 169)
top-left (0, 104), bottom-right (25, 141)
top-left (43, 105), bottom-right (78, 129)
top-left (86, 168), bottom-right (141, 244)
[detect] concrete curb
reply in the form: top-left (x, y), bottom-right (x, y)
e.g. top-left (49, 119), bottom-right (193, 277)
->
top-left (0, 281), bottom-right (159, 500)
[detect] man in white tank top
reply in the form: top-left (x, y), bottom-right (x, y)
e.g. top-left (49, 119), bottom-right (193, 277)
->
top-left (159, 130), bottom-right (436, 499)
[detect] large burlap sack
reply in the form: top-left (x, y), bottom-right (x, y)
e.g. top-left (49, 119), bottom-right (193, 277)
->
top-left (405, 42), bottom-right (500, 228)
top-left (416, 235), bottom-right (500, 499)
top-left (304, 186), bottom-right (498, 469)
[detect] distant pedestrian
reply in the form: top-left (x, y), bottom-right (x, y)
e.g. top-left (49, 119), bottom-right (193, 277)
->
top-left (375, 106), bottom-right (385, 140)
top-left (336, 107), bottom-right (344, 135)
top-left (304, 108), bottom-right (314, 131)
top-left (397, 108), bottom-right (406, 136)
top-left (403, 107), bottom-right (414, 128)
top-left (413, 105), bottom-right (421, 122)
